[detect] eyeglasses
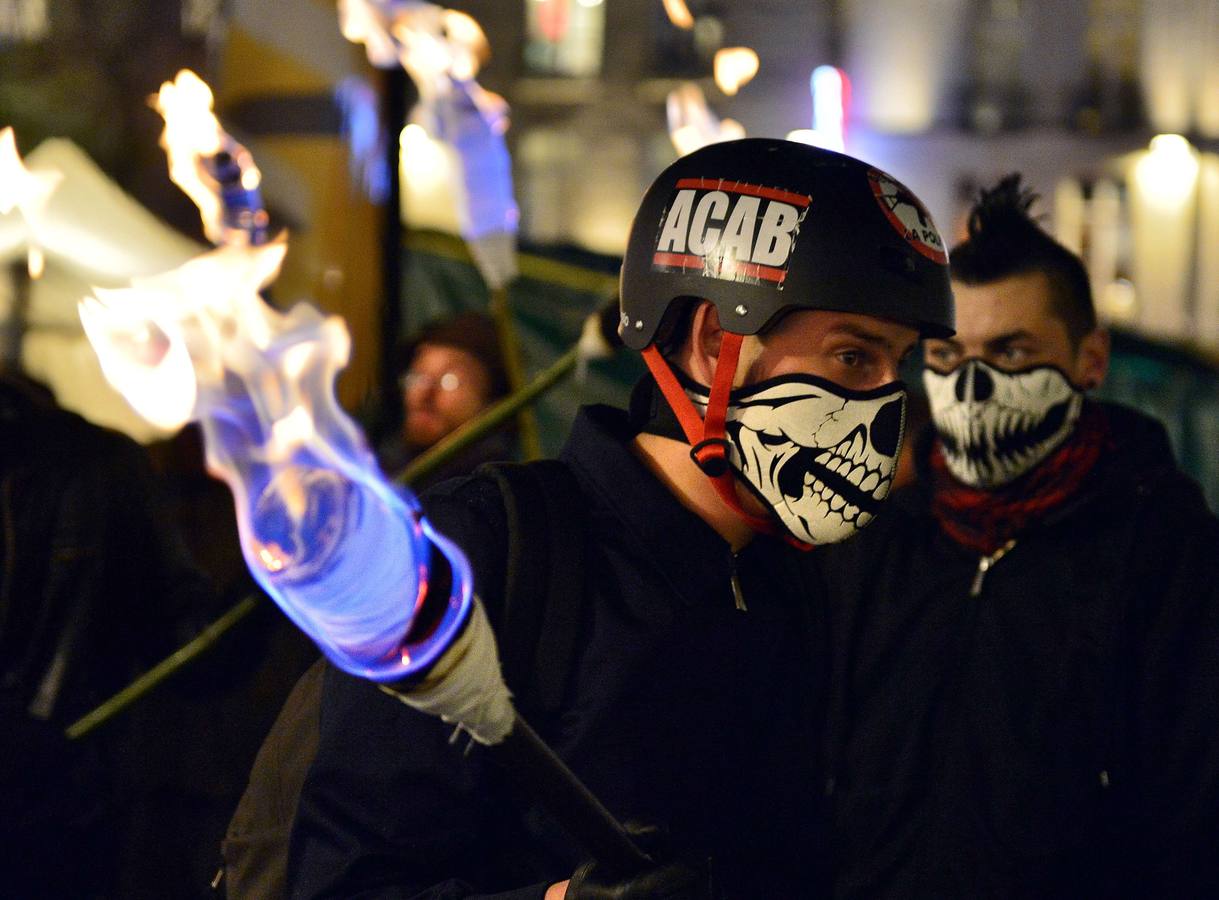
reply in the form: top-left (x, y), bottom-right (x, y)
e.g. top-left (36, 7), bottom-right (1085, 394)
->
top-left (400, 371), bottom-right (462, 393)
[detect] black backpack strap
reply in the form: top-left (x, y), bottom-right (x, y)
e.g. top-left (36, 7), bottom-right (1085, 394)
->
top-left (484, 460), bottom-right (588, 725)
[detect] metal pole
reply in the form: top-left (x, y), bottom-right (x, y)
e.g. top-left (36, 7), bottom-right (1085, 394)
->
top-left (488, 284), bottom-right (544, 460)
top-left (494, 714), bottom-right (652, 875)
top-left (65, 594), bottom-right (261, 740)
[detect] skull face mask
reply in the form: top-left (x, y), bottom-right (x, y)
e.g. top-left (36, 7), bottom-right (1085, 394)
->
top-left (682, 372), bottom-right (907, 544)
top-left (924, 359), bottom-right (1083, 488)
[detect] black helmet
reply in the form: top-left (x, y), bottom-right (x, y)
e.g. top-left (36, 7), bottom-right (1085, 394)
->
top-left (619, 138), bottom-right (954, 350)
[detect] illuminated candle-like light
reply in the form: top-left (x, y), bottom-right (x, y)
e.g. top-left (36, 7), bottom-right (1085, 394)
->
top-left (0, 126), bottom-right (64, 280)
top-left (713, 47), bottom-right (759, 97)
top-left (1088, 179), bottom-right (1128, 322)
top-left (26, 244), bottom-right (45, 279)
top-left (1194, 153), bottom-right (1219, 343)
top-left (79, 239), bottom-right (473, 682)
top-left (1053, 176), bottom-right (1085, 257)
top-left (787, 65), bottom-right (850, 154)
top-left (662, 0), bottom-right (694, 30)
top-left (153, 69), bottom-right (269, 247)
top-left (666, 83), bottom-right (747, 157)
top-left (1129, 134), bottom-right (1199, 338)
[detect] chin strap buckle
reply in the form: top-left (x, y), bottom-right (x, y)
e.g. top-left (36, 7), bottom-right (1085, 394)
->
top-left (689, 437), bottom-right (731, 478)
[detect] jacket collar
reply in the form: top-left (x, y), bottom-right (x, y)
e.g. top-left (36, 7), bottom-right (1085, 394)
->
top-left (561, 404), bottom-right (744, 609)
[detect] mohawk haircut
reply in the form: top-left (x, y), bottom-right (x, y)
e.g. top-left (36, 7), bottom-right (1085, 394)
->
top-left (950, 174), bottom-right (1097, 346)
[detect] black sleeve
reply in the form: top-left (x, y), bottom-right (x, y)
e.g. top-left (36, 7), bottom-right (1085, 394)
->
top-left (287, 474), bottom-right (551, 900)
top-left (1125, 476), bottom-right (1219, 895)
top-left (34, 427), bottom-right (213, 718)
top-left (96, 430), bottom-right (215, 656)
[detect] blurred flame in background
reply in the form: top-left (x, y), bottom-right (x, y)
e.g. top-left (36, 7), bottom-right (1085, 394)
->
top-left (339, 0), bottom-right (518, 287)
top-left (0, 126), bottom-right (64, 278)
top-left (338, 0), bottom-right (491, 108)
top-left (662, 0), bottom-right (695, 30)
top-left (153, 70), bottom-right (266, 246)
top-left (713, 47), bottom-right (758, 97)
top-left (666, 83), bottom-right (746, 156)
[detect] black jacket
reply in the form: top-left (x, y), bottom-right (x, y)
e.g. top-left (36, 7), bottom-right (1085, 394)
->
top-left (288, 405), bottom-right (829, 899)
top-left (0, 374), bottom-right (212, 896)
top-left (816, 402), bottom-right (1219, 899)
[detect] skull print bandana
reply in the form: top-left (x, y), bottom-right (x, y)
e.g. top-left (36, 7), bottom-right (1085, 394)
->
top-left (680, 371), bottom-right (908, 545)
top-left (923, 359), bottom-right (1084, 489)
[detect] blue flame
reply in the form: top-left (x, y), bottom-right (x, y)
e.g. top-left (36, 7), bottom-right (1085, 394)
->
top-left (198, 315), bottom-right (472, 683)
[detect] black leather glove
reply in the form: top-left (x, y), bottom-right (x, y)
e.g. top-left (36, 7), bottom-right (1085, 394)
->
top-left (563, 824), bottom-right (719, 900)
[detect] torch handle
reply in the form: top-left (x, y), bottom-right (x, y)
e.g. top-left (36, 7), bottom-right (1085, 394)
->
top-left (494, 714), bottom-right (653, 877)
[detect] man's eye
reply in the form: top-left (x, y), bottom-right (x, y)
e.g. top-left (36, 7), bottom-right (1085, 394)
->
top-left (838, 350), bottom-right (864, 367)
top-left (1000, 346), bottom-right (1029, 364)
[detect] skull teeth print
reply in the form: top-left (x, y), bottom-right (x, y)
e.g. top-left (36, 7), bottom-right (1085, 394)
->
top-left (686, 375), bottom-right (906, 544)
top-left (924, 360), bottom-right (1084, 489)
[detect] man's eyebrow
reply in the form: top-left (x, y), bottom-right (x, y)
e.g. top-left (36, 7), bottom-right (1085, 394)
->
top-left (983, 329), bottom-right (1037, 350)
top-left (828, 324), bottom-right (899, 350)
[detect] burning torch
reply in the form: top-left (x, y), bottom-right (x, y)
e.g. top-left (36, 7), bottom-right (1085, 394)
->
top-left (78, 71), bottom-right (647, 875)
top-left (153, 70), bottom-right (269, 248)
top-left (338, 0), bottom-right (542, 458)
top-left (78, 239), bottom-right (648, 875)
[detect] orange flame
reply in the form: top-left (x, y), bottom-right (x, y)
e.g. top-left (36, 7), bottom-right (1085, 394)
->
top-left (714, 47), bottom-right (759, 97)
top-left (152, 69), bottom-right (263, 245)
top-left (666, 84), bottom-right (746, 156)
top-left (662, 0), bottom-right (695, 29)
top-left (339, 0), bottom-right (490, 89)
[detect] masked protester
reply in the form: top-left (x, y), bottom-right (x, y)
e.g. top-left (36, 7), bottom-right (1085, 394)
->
top-left (818, 175), bottom-right (1219, 899)
top-left (275, 139), bottom-right (952, 900)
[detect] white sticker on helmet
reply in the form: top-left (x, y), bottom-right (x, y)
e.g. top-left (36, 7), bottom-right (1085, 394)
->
top-left (652, 178), bottom-right (811, 287)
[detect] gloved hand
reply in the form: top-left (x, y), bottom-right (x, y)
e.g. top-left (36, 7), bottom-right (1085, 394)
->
top-left (563, 824), bottom-right (719, 900)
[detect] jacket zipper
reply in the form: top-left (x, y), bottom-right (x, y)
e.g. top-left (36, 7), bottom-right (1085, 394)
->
top-left (730, 555), bottom-right (748, 611)
top-left (969, 538), bottom-right (1017, 598)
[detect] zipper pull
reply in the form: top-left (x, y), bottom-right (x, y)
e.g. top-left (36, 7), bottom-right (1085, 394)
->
top-left (730, 571), bottom-right (748, 611)
top-left (969, 557), bottom-right (992, 598)
top-left (969, 538), bottom-right (1017, 598)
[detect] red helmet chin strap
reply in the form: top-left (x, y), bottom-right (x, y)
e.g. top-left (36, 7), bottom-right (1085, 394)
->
top-left (642, 333), bottom-right (811, 549)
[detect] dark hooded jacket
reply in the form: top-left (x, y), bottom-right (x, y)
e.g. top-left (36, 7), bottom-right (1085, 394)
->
top-left (287, 405), bottom-right (829, 899)
top-left (0, 374), bottom-right (212, 896)
top-left (816, 402), bottom-right (1219, 899)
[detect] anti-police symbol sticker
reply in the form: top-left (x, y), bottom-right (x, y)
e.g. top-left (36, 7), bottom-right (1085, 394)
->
top-left (652, 178), bottom-right (811, 286)
top-left (867, 169), bottom-right (948, 265)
